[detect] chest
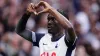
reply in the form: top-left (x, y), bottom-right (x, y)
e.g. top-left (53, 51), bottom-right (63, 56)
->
top-left (39, 34), bottom-right (68, 56)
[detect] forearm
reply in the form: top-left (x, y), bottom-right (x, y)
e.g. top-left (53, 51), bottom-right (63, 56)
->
top-left (49, 8), bottom-right (77, 42)
top-left (49, 8), bottom-right (73, 29)
top-left (15, 12), bottom-right (33, 42)
top-left (16, 12), bottom-right (31, 33)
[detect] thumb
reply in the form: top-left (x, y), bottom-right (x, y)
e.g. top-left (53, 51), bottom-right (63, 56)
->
top-left (33, 11), bottom-right (38, 15)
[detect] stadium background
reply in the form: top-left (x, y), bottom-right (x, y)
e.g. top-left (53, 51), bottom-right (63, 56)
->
top-left (0, 0), bottom-right (100, 56)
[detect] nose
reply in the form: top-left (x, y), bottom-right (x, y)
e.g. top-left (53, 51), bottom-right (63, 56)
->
top-left (48, 20), bottom-right (53, 25)
top-left (48, 20), bottom-right (51, 24)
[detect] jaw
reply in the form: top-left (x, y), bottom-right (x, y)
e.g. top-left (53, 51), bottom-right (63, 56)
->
top-left (48, 29), bottom-right (58, 36)
top-left (48, 30), bottom-right (53, 34)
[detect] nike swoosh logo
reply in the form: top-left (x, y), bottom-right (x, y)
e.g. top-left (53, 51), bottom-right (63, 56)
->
top-left (43, 43), bottom-right (47, 45)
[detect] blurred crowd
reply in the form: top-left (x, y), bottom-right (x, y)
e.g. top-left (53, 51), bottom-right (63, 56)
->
top-left (0, 0), bottom-right (100, 56)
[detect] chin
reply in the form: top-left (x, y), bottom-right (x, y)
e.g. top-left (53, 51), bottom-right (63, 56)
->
top-left (48, 30), bottom-right (53, 34)
top-left (48, 30), bottom-right (56, 35)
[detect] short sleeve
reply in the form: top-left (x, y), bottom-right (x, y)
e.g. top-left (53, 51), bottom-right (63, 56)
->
top-left (32, 31), bottom-right (45, 47)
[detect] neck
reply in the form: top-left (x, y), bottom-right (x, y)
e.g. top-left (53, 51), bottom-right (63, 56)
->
top-left (51, 31), bottom-right (64, 42)
top-left (52, 32), bottom-right (63, 38)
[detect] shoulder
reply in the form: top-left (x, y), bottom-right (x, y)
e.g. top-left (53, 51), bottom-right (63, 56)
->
top-left (40, 33), bottom-right (51, 40)
top-left (32, 31), bottom-right (45, 38)
top-left (39, 33), bottom-right (52, 43)
top-left (31, 31), bottom-right (46, 46)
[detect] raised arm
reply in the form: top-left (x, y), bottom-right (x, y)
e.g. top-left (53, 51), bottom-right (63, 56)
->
top-left (15, 3), bottom-right (36, 42)
top-left (36, 1), bottom-right (77, 44)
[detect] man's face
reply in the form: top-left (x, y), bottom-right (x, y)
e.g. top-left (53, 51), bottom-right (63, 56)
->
top-left (47, 14), bottom-right (61, 34)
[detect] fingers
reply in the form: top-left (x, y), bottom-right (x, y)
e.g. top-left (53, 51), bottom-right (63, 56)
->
top-left (27, 3), bottom-right (34, 12)
top-left (37, 8), bottom-right (49, 14)
top-left (36, 1), bottom-right (47, 8)
top-left (34, 11), bottom-right (38, 15)
top-left (28, 3), bottom-right (34, 9)
top-left (27, 3), bottom-right (38, 15)
top-left (30, 3), bottom-right (35, 9)
top-left (26, 1), bottom-right (50, 15)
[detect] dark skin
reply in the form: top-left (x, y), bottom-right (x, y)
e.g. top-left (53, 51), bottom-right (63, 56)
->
top-left (47, 14), bottom-right (64, 41)
top-left (36, 1), bottom-right (77, 43)
top-left (16, 1), bottom-right (77, 44)
top-left (48, 15), bottom-right (62, 34)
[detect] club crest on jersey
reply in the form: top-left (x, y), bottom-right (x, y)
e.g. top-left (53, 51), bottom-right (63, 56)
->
top-left (55, 43), bottom-right (58, 48)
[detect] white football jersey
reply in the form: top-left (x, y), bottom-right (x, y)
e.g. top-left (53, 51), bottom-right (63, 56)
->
top-left (32, 32), bottom-right (76, 56)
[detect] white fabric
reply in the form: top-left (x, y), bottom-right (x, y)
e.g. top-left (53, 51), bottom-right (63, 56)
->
top-left (39, 33), bottom-right (76, 56)
top-left (32, 32), bottom-right (36, 42)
